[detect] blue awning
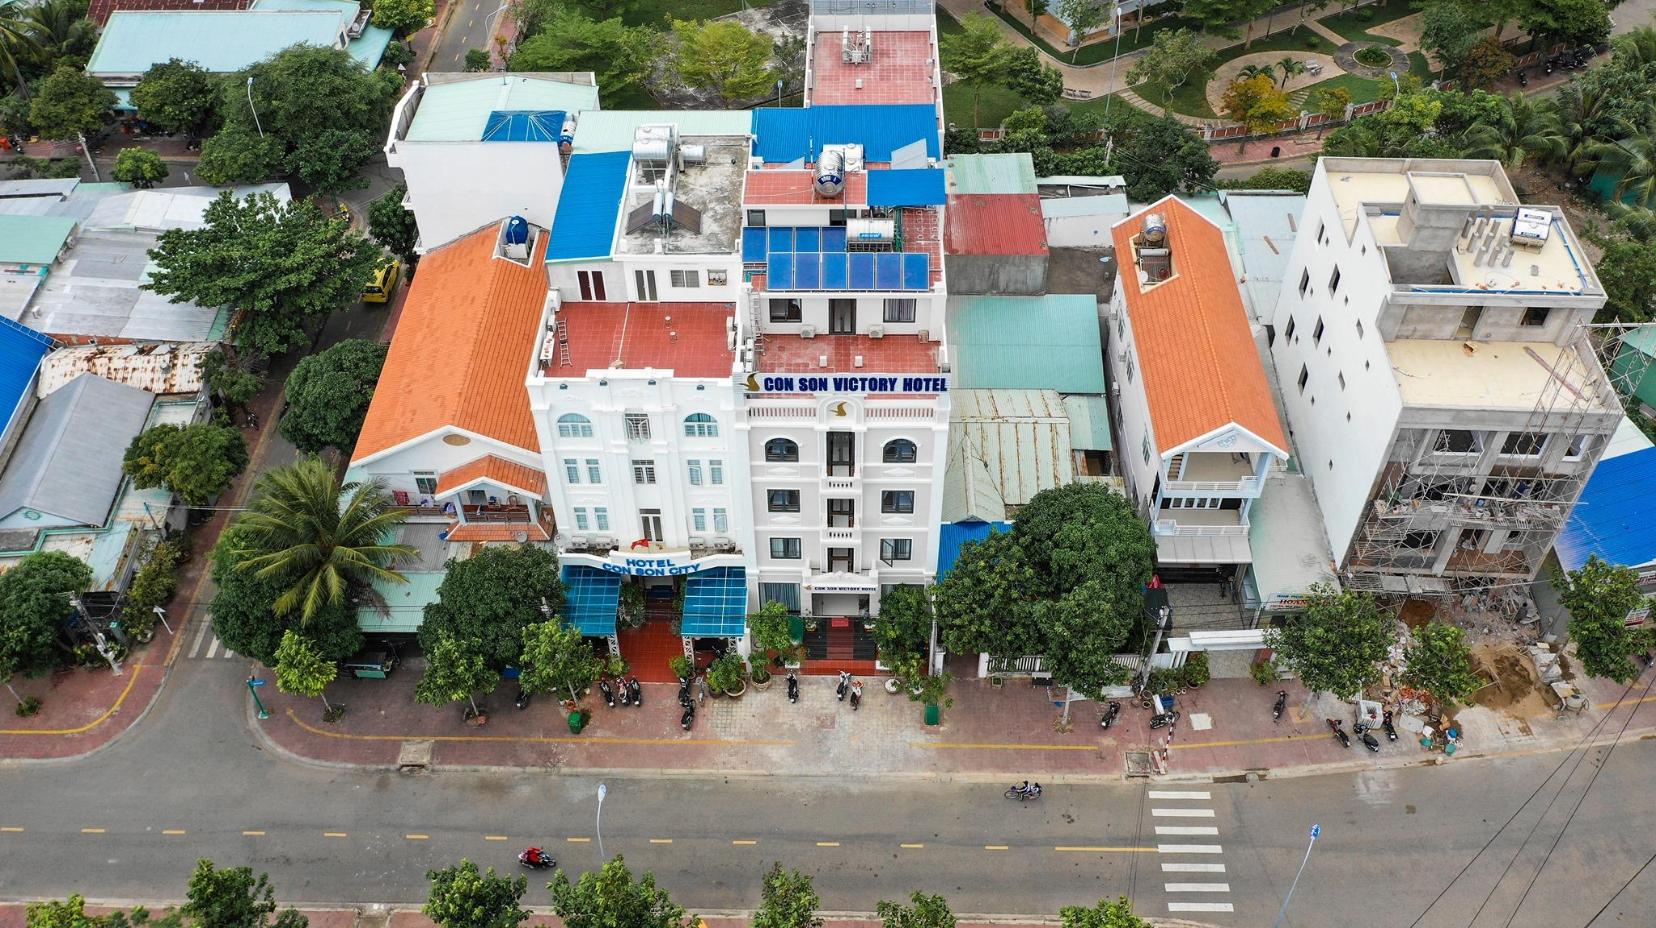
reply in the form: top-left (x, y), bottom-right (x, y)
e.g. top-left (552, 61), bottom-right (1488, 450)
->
top-left (482, 109), bottom-right (566, 142)
top-left (937, 520), bottom-right (1012, 580)
top-left (868, 169), bottom-right (947, 207)
top-left (679, 567), bottom-right (748, 638)
top-left (751, 105), bottom-right (939, 162)
top-left (1556, 446), bottom-right (1656, 571)
top-left (561, 566), bottom-right (621, 636)
top-left (546, 151), bottom-right (630, 262)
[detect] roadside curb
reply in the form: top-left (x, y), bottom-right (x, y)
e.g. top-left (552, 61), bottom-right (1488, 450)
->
top-left (0, 662), bottom-right (170, 768)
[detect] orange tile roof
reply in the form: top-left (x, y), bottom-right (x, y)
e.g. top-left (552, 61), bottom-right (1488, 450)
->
top-left (434, 456), bottom-right (547, 499)
top-left (352, 224), bottom-right (548, 463)
top-left (745, 170), bottom-right (868, 205)
top-left (446, 521), bottom-right (552, 543)
top-left (1111, 197), bottom-right (1288, 454)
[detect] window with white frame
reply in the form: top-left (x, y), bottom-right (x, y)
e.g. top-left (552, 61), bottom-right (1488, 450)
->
top-left (585, 459), bottom-right (601, 483)
top-left (625, 413), bottom-right (651, 440)
top-left (632, 460), bottom-right (657, 484)
top-left (692, 508), bottom-right (708, 532)
top-left (594, 507), bottom-right (610, 531)
top-left (574, 508), bottom-right (590, 530)
top-left (687, 460), bottom-right (703, 485)
top-left (670, 270), bottom-right (700, 288)
top-left (683, 413), bottom-right (718, 437)
top-left (564, 459), bottom-right (580, 483)
top-left (880, 538), bottom-right (913, 561)
top-left (713, 508), bottom-right (728, 532)
top-left (1564, 434), bottom-right (1592, 460)
top-left (883, 298), bottom-right (917, 323)
top-left (413, 472), bottom-right (438, 496)
top-left (709, 459), bottom-right (724, 484)
top-left (557, 413), bottom-right (593, 438)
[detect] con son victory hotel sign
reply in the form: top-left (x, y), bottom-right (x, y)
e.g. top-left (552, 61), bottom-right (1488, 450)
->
top-left (742, 373), bottom-right (950, 394)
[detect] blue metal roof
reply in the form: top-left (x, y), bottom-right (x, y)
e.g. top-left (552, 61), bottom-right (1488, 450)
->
top-left (1556, 447), bottom-right (1656, 571)
top-left (679, 567), bottom-right (748, 638)
top-left (751, 105), bottom-right (939, 163)
top-left (0, 316), bottom-right (53, 439)
top-left (546, 151), bottom-right (630, 263)
top-left (482, 110), bottom-right (566, 142)
top-left (561, 566), bottom-right (620, 636)
top-left (937, 520), bottom-right (1012, 580)
top-left (867, 169), bottom-right (946, 207)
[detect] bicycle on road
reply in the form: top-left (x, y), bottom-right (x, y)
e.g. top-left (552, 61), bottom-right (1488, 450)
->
top-left (1004, 781), bottom-right (1042, 801)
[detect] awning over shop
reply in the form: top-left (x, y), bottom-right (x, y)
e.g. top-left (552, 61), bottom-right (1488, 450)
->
top-left (562, 565), bottom-right (620, 636)
top-left (679, 567), bottom-right (747, 638)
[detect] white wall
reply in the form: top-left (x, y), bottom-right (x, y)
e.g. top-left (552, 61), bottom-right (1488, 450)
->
top-left (758, 291), bottom-right (945, 337)
top-left (618, 256), bottom-right (745, 303)
top-left (1268, 163), bottom-right (1405, 565)
top-left (1106, 279), bottom-right (1162, 515)
top-left (547, 261), bottom-right (623, 302)
top-left (395, 141), bottom-right (565, 253)
top-left (351, 430), bottom-right (544, 504)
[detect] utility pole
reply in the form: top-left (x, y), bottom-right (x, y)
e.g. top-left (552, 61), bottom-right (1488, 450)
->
top-left (1271, 823), bottom-right (1320, 928)
top-left (246, 77), bottom-right (264, 138)
top-left (70, 598), bottom-right (121, 675)
top-left (596, 783), bottom-right (608, 860)
top-left (75, 133), bottom-right (99, 182)
top-left (1136, 603), bottom-right (1171, 692)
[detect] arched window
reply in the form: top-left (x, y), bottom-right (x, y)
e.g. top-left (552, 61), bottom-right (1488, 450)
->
top-left (883, 439), bottom-right (917, 464)
top-left (765, 438), bottom-right (799, 462)
top-left (684, 413), bottom-right (719, 437)
top-left (557, 413), bottom-right (593, 438)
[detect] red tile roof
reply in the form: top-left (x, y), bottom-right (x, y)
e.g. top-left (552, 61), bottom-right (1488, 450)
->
top-left (546, 302), bottom-right (735, 379)
top-left (352, 224), bottom-right (548, 463)
top-left (1111, 197), bottom-right (1288, 454)
top-left (810, 31), bottom-right (938, 105)
top-left (745, 171), bottom-right (867, 206)
top-left (435, 456), bottom-right (547, 499)
top-left (756, 333), bottom-right (939, 374)
top-left (446, 521), bottom-right (552, 543)
top-left (90, 0), bottom-right (248, 25)
top-left (945, 194), bottom-right (1049, 256)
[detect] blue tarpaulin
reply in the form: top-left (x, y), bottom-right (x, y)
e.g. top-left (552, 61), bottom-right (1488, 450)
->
top-left (482, 110), bottom-right (565, 142)
top-left (546, 151), bottom-right (630, 262)
top-left (1555, 447), bottom-right (1656, 570)
top-left (867, 168), bottom-right (947, 207)
top-left (751, 105), bottom-right (939, 162)
top-left (679, 567), bottom-right (748, 638)
top-left (937, 520), bottom-right (1012, 580)
top-left (561, 566), bottom-right (621, 636)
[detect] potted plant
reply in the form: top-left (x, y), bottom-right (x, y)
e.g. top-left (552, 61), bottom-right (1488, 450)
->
top-left (749, 655), bottom-right (772, 689)
top-left (803, 611), bottom-right (818, 633)
top-left (749, 601), bottom-right (792, 663)
top-left (1182, 652), bottom-right (1211, 689)
top-left (669, 654), bottom-right (693, 681)
top-left (618, 583), bottom-right (646, 629)
top-left (707, 652), bottom-right (747, 698)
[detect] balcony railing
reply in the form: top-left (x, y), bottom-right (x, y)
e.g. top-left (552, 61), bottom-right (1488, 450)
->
top-left (825, 528), bottom-right (858, 542)
top-left (1162, 476), bottom-right (1265, 495)
top-left (1153, 519), bottom-right (1249, 537)
top-left (462, 504), bottom-right (532, 523)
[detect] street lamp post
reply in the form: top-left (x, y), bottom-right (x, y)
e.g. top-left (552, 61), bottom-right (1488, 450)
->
top-left (151, 605), bottom-right (173, 636)
top-left (246, 77), bottom-right (264, 138)
top-left (596, 783), bottom-right (608, 860)
top-left (1271, 823), bottom-right (1321, 928)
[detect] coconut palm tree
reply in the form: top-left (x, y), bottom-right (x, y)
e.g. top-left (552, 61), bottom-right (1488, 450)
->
top-left (1590, 133), bottom-right (1656, 211)
top-left (1462, 92), bottom-right (1563, 171)
top-left (1275, 56), bottom-right (1306, 88)
top-left (232, 457), bottom-right (415, 625)
top-left (1550, 79), bottom-right (1628, 176)
top-left (1237, 63), bottom-right (1274, 83)
top-left (0, 0), bottom-right (40, 99)
top-left (21, 0), bottom-right (96, 75)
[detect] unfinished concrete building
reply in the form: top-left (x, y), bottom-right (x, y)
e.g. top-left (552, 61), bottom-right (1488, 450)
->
top-left (1268, 158), bottom-right (1625, 596)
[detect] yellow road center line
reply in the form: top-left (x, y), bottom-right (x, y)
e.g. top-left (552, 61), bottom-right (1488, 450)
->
top-left (816, 841), bottom-right (840, 847)
top-left (243, 830), bottom-right (265, 836)
top-left (1055, 846), bottom-right (1158, 853)
top-left (984, 845), bottom-right (1009, 851)
top-left (324, 832), bottom-right (348, 838)
top-left (566, 837), bottom-right (591, 843)
top-left (485, 836), bottom-right (510, 842)
top-left (81, 828), bottom-right (106, 834)
top-left (1, 827), bottom-right (24, 833)
top-left (162, 829), bottom-right (187, 836)
top-left (900, 843), bottom-right (925, 849)
top-left (406, 834), bottom-right (430, 840)
top-left (648, 838), bottom-right (672, 844)
top-left (732, 839), bottom-right (758, 846)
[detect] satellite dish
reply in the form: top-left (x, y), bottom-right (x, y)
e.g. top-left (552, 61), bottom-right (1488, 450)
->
top-left (514, 531), bottom-right (529, 543)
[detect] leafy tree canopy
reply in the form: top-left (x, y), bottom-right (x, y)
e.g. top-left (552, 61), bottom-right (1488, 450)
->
top-left (285, 127), bottom-right (377, 196)
top-left (1125, 27), bottom-right (1213, 115)
top-left (369, 183), bottom-right (419, 262)
top-left (421, 544), bottom-right (563, 670)
top-left (874, 892), bottom-right (955, 928)
top-left (752, 863), bottom-right (821, 928)
top-left (208, 524), bottom-right (362, 667)
top-left (199, 347), bottom-right (266, 408)
top-left (130, 58), bottom-right (219, 138)
top-left (1002, 46), bottom-right (1063, 106)
top-left (422, 860), bottom-right (528, 928)
top-left (1266, 585), bottom-right (1397, 696)
top-left (1553, 556), bottom-right (1651, 682)
top-left (273, 627), bottom-right (338, 706)
top-left (415, 633), bottom-right (498, 713)
top-left (0, 551), bottom-right (91, 680)
top-left (1593, 235), bottom-right (1656, 323)
top-left (1057, 897), bottom-right (1152, 928)
top-left (28, 64), bottom-right (114, 140)
top-left (1520, 0), bottom-right (1612, 50)
top-left (518, 619), bottom-right (601, 701)
top-left (549, 855), bottom-right (689, 928)
top-left (182, 859), bottom-right (306, 928)
top-left (112, 148), bottom-right (168, 188)
top-left (509, 11), bottom-right (659, 108)
top-left (940, 12), bottom-right (1011, 126)
top-left (196, 130), bottom-right (286, 186)
top-left (370, 0), bottom-right (435, 36)
top-left (669, 19), bottom-right (776, 108)
top-left (122, 421), bottom-right (248, 507)
top-left (1401, 622), bottom-right (1483, 705)
top-left (874, 584), bottom-right (932, 664)
top-left (278, 338), bottom-right (387, 454)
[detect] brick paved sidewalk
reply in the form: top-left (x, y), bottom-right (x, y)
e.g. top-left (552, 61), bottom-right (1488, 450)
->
top-left (0, 651), bottom-right (169, 761)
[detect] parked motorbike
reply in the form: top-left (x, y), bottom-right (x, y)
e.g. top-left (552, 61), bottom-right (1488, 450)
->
top-left (627, 676), bottom-right (642, 707)
top-left (680, 702), bottom-right (695, 731)
top-left (1544, 57), bottom-right (1555, 74)
top-left (836, 670), bottom-right (851, 702)
top-left (1272, 690), bottom-right (1288, 723)
top-left (1354, 721), bottom-right (1382, 752)
top-left (1382, 710), bottom-right (1399, 742)
top-left (849, 679), bottom-right (862, 710)
top-left (787, 671), bottom-right (799, 704)
top-left (678, 676), bottom-right (692, 708)
top-left (1100, 700), bottom-right (1122, 730)
top-left (1328, 718), bottom-right (1351, 748)
top-left (1516, 68), bottom-right (1528, 87)
top-left (515, 688), bottom-right (531, 710)
top-left (1149, 709), bottom-right (1179, 731)
top-left (598, 677), bottom-right (615, 708)
top-left (518, 848), bottom-right (555, 870)
top-left (616, 674), bottom-right (632, 707)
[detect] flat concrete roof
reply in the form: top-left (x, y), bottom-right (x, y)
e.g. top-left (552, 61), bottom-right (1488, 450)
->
top-left (1322, 160), bottom-right (1514, 236)
top-left (1368, 210), bottom-right (1592, 294)
top-left (617, 137), bottom-right (745, 256)
top-left (1388, 338), bottom-right (1617, 412)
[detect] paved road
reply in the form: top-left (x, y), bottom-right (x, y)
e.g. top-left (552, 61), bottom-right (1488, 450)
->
top-left (4, 655), bottom-right (1656, 926)
top-left (430, 0), bottom-right (504, 72)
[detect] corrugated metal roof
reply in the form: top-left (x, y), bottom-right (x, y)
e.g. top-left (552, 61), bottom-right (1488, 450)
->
top-left (0, 315), bottom-right (53, 441)
top-left (1556, 446), bottom-right (1656, 571)
top-left (867, 168), bottom-right (946, 206)
top-left (752, 104), bottom-right (939, 162)
top-left (36, 342), bottom-right (213, 397)
top-left (571, 109), bottom-right (751, 153)
top-left (947, 295), bottom-right (1104, 393)
top-left (945, 194), bottom-right (1047, 256)
top-left (936, 520), bottom-right (1011, 579)
top-left (1224, 192), bottom-right (1307, 323)
top-left (943, 389), bottom-right (1074, 523)
top-left (87, 10), bottom-right (348, 75)
top-left (0, 214), bottom-right (77, 265)
top-left (947, 153), bottom-right (1036, 195)
top-left (481, 110), bottom-right (565, 142)
top-left (0, 373), bottom-right (154, 527)
top-left (358, 570), bottom-right (445, 634)
top-left (406, 76), bottom-right (598, 142)
top-left (1062, 393), bottom-right (1112, 451)
top-left (545, 151), bottom-right (629, 263)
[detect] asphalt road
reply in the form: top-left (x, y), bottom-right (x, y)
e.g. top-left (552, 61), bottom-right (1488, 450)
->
top-left (430, 0), bottom-right (504, 72)
top-left (4, 654), bottom-right (1656, 927)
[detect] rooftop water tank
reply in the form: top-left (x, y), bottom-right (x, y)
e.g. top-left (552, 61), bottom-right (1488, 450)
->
top-left (814, 148), bottom-right (847, 197)
top-left (505, 215), bottom-right (529, 245)
top-left (1142, 213), bottom-right (1167, 245)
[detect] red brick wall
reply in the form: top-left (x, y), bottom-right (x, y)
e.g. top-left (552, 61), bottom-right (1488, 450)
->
top-left (89, 0), bottom-right (252, 27)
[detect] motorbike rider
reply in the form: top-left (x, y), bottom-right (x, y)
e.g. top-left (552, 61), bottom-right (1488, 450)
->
top-left (523, 846), bottom-right (546, 865)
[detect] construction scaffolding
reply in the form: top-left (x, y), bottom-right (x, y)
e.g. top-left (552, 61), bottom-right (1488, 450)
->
top-left (1344, 321), bottom-right (1656, 603)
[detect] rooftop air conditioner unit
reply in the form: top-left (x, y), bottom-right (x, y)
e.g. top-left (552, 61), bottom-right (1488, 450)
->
top-left (567, 535), bottom-right (590, 548)
top-left (713, 536), bottom-right (737, 552)
top-left (800, 325), bottom-right (817, 338)
top-left (868, 325), bottom-right (884, 339)
top-left (689, 535), bottom-right (712, 549)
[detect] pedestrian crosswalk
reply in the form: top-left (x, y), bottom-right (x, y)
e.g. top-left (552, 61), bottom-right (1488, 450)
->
top-left (186, 622), bottom-right (237, 660)
top-left (1149, 789), bottom-right (1235, 915)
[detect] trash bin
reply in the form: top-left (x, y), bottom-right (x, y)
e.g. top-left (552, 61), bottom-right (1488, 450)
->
top-left (924, 703), bottom-right (940, 726)
top-left (567, 710), bottom-right (587, 734)
top-left (1270, 146), bottom-right (1282, 158)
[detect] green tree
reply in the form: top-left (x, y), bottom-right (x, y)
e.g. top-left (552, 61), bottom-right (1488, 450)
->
top-left (122, 422), bottom-right (249, 507)
top-left (747, 599), bottom-right (795, 660)
top-left (874, 892), bottom-right (954, 928)
top-left (230, 457), bottom-right (414, 624)
top-left (934, 529), bottom-right (1038, 659)
top-left (112, 147), bottom-right (168, 188)
top-left (416, 633), bottom-right (498, 715)
top-left (1591, 134), bottom-right (1656, 211)
top-left (1550, 76), bottom-right (1626, 175)
top-left (24, 895), bottom-right (176, 928)
top-left (1593, 236), bottom-right (1656, 323)
top-left (1275, 56), bottom-right (1306, 88)
top-left (144, 191), bottom-right (381, 359)
top-left (1401, 623), bottom-right (1483, 704)
top-left (1419, 0), bottom-right (1490, 77)
top-left (1117, 114), bottom-right (1219, 201)
top-left (670, 19), bottom-right (776, 108)
top-left (199, 347), bottom-right (266, 410)
top-left (1553, 556), bottom-right (1650, 683)
top-left (1057, 897), bottom-right (1151, 928)
top-left (370, 0), bottom-right (435, 36)
top-left (1002, 46), bottom-right (1062, 105)
top-left (28, 64), bottom-right (112, 140)
top-left (1313, 86), bottom-right (1351, 138)
top-left (1025, 0), bottom-right (1049, 28)
top-left (464, 49), bottom-right (492, 72)
top-left (422, 860), bottom-right (527, 928)
top-left (509, 12), bottom-right (659, 108)
top-left (368, 183), bottom-right (419, 262)
top-left (273, 628), bottom-right (339, 714)
top-left (209, 524), bottom-right (362, 666)
top-left (0, 0), bottom-right (40, 97)
top-left (1463, 91), bottom-right (1562, 170)
top-left (1455, 37), bottom-right (1514, 90)
top-left (182, 859), bottom-right (306, 928)
top-left (19, 0), bottom-right (97, 79)
top-left (751, 863), bottom-right (820, 928)
top-left (1055, 0), bottom-right (1106, 61)
top-left (196, 130), bottom-right (285, 185)
top-left (1219, 74), bottom-right (1296, 149)
top-left (940, 12), bottom-right (1010, 126)
top-left (1181, 0), bottom-right (1274, 48)
top-left (518, 620), bottom-right (601, 701)
top-left (285, 127), bottom-right (378, 196)
top-left (1126, 29), bottom-right (1213, 116)
top-left (1218, 165), bottom-right (1313, 191)
top-left (1265, 585), bottom-right (1397, 697)
top-left (278, 339), bottom-right (387, 454)
top-left (130, 58), bottom-right (219, 140)
top-left (549, 855), bottom-right (689, 928)
top-left (421, 544), bottom-right (563, 669)
top-left (0, 551), bottom-right (90, 698)
top-left (1520, 0), bottom-right (1612, 51)
top-left (873, 584), bottom-right (932, 665)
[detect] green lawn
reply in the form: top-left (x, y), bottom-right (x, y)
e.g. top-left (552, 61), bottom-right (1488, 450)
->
top-left (984, 1), bottom-right (1202, 65)
top-left (1319, 0), bottom-right (1418, 46)
top-left (622, 0), bottom-right (776, 26)
top-left (1297, 72), bottom-right (1386, 105)
top-left (1129, 30), bottom-right (1338, 119)
top-left (1131, 78), bottom-right (1218, 118)
top-left (943, 81), bottom-right (1031, 129)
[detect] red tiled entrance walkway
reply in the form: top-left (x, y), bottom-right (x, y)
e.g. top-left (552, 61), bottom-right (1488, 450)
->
top-left (617, 619), bottom-right (682, 682)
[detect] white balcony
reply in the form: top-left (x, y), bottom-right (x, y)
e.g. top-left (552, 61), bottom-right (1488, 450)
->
top-left (1153, 509), bottom-right (1252, 565)
top-left (1161, 453), bottom-right (1265, 497)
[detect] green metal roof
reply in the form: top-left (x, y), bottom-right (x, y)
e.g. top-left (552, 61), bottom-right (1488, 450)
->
top-left (0, 214), bottom-right (77, 266)
top-left (1062, 393), bottom-right (1112, 451)
top-left (571, 109), bottom-right (752, 153)
top-left (87, 10), bottom-right (351, 75)
top-left (947, 295), bottom-right (1106, 393)
top-left (248, 0), bottom-right (392, 67)
top-left (946, 153), bottom-right (1036, 195)
top-left (406, 76), bottom-right (598, 142)
top-left (358, 570), bottom-right (445, 634)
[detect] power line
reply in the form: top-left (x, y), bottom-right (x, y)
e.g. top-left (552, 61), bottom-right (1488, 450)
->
top-left (1581, 846), bottom-right (1656, 927)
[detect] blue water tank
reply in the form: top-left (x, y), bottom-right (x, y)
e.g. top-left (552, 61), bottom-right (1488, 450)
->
top-left (505, 215), bottom-right (529, 245)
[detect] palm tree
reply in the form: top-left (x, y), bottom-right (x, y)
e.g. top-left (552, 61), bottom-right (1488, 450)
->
top-left (1275, 56), bottom-right (1306, 88)
top-left (1462, 92), bottom-right (1563, 171)
top-left (1551, 80), bottom-right (1627, 175)
top-left (1589, 134), bottom-right (1656, 211)
top-left (233, 457), bottom-right (416, 625)
top-left (0, 0), bottom-right (40, 100)
top-left (1237, 63), bottom-right (1274, 83)
top-left (21, 0), bottom-right (95, 74)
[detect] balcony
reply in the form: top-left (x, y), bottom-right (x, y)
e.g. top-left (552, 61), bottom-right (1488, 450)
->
top-left (824, 527), bottom-right (859, 543)
top-left (1161, 453), bottom-right (1264, 497)
top-left (822, 474), bottom-right (859, 493)
top-left (462, 503), bottom-right (532, 523)
top-left (1152, 508), bottom-right (1248, 536)
top-left (1152, 509), bottom-right (1252, 565)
